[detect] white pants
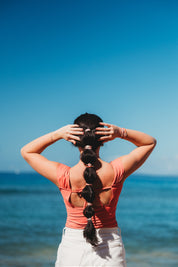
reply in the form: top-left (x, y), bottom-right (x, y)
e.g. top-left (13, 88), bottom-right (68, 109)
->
top-left (55, 227), bottom-right (126, 267)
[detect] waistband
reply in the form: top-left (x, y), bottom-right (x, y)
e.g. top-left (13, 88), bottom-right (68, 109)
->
top-left (63, 226), bottom-right (121, 236)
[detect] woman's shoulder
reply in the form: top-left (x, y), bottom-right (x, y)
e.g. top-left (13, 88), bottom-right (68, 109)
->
top-left (99, 158), bottom-right (124, 170)
top-left (109, 158), bottom-right (125, 182)
top-left (98, 160), bottom-right (114, 173)
top-left (69, 163), bottom-right (87, 189)
top-left (57, 163), bottom-right (71, 189)
top-left (110, 157), bottom-right (123, 166)
top-left (57, 162), bottom-right (71, 173)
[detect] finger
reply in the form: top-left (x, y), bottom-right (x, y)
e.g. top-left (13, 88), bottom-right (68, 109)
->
top-left (70, 130), bottom-right (84, 135)
top-left (95, 129), bottom-right (112, 135)
top-left (68, 134), bottom-right (81, 141)
top-left (71, 125), bottom-right (83, 130)
top-left (99, 122), bottom-right (111, 127)
top-left (98, 135), bottom-right (112, 141)
top-left (95, 130), bottom-right (111, 135)
top-left (71, 124), bottom-right (80, 127)
top-left (95, 132), bottom-right (108, 136)
top-left (69, 139), bottom-right (76, 145)
top-left (95, 127), bottom-right (110, 131)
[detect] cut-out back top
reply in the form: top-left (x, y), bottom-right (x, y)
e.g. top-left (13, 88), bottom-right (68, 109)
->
top-left (57, 158), bottom-right (124, 229)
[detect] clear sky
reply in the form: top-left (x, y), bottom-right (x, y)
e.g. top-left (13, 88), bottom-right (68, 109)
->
top-left (0, 0), bottom-right (178, 175)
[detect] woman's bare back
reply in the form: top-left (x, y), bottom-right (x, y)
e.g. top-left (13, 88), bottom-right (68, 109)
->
top-left (69, 159), bottom-right (115, 207)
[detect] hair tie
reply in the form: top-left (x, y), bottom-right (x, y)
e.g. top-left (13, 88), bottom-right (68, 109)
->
top-left (86, 183), bottom-right (92, 186)
top-left (87, 202), bottom-right (92, 206)
top-left (87, 217), bottom-right (92, 221)
top-left (84, 145), bottom-right (92, 150)
top-left (86, 163), bottom-right (93, 168)
top-left (85, 128), bottom-right (91, 132)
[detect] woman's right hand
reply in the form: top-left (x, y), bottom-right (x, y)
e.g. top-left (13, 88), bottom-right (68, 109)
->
top-left (21, 124), bottom-right (84, 187)
top-left (95, 122), bottom-right (122, 143)
top-left (55, 124), bottom-right (84, 144)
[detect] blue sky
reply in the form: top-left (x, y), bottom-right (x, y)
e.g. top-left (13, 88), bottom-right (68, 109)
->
top-left (0, 0), bottom-right (178, 175)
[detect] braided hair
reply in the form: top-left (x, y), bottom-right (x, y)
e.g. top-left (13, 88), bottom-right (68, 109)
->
top-left (74, 113), bottom-right (104, 246)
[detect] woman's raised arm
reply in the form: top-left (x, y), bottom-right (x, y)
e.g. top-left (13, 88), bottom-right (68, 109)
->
top-left (21, 125), bottom-right (83, 186)
top-left (95, 122), bottom-right (156, 181)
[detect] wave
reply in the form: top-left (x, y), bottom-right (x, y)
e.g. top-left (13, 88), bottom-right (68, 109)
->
top-left (0, 188), bottom-right (59, 194)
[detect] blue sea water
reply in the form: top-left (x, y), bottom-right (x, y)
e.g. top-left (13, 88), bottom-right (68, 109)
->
top-left (0, 173), bottom-right (178, 267)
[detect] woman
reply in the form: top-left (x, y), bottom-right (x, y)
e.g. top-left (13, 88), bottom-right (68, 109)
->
top-left (21, 113), bottom-right (156, 266)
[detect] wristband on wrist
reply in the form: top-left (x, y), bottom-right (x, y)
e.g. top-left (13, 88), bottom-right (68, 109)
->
top-left (120, 128), bottom-right (128, 139)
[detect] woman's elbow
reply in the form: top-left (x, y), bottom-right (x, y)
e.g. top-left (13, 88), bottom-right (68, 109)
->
top-left (21, 147), bottom-right (27, 159)
top-left (151, 138), bottom-right (157, 149)
top-left (153, 138), bottom-right (157, 146)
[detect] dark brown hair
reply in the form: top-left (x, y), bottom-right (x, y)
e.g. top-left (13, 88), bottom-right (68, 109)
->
top-left (74, 113), bottom-right (104, 246)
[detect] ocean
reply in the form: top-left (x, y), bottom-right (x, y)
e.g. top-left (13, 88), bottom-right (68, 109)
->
top-left (0, 173), bottom-right (178, 267)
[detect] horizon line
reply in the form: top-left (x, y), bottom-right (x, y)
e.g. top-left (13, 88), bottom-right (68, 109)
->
top-left (0, 171), bottom-right (178, 178)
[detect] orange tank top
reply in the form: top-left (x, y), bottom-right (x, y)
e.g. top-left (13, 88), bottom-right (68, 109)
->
top-left (57, 158), bottom-right (124, 229)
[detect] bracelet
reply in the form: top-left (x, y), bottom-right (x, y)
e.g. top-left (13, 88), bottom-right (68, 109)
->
top-left (120, 128), bottom-right (128, 139)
